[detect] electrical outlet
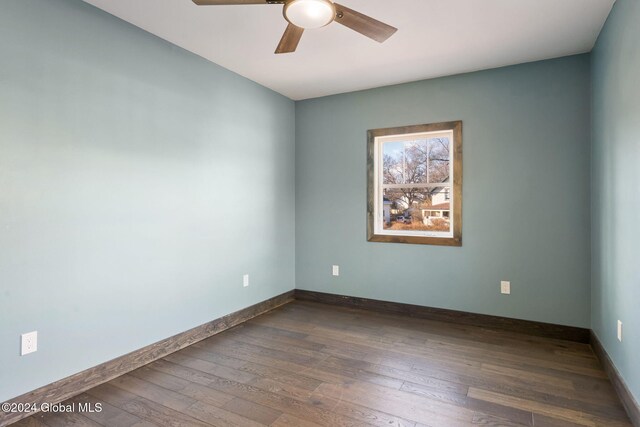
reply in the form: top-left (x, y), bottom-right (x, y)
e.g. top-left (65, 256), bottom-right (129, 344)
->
top-left (332, 265), bottom-right (339, 276)
top-left (21, 331), bottom-right (38, 356)
top-left (500, 281), bottom-right (511, 295)
top-left (243, 274), bottom-right (249, 288)
top-left (617, 320), bottom-right (623, 342)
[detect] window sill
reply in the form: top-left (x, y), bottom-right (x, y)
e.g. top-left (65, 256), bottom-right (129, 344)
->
top-left (367, 233), bottom-right (462, 246)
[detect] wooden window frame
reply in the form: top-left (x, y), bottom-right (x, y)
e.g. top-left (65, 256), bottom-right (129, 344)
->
top-left (367, 121), bottom-right (462, 246)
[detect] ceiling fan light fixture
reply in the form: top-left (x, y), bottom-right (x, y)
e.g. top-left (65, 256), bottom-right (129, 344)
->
top-left (283, 0), bottom-right (336, 30)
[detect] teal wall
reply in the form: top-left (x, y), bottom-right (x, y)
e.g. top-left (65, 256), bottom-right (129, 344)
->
top-left (0, 0), bottom-right (295, 401)
top-left (296, 56), bottom-right (592, 328)
top-left (591, 0), bottom-right (640, 405)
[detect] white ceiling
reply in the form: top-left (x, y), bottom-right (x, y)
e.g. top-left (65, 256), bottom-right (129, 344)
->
top-left (82, 0), bottom-right (615, 100)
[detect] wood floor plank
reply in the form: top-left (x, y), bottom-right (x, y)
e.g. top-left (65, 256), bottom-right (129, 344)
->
top-left (399, 380), bottom-right (468, 405)
top-left (201, 336), bottom-right (315, 366)
top-left (147, 359), bottom-right (372, 426)
top-left (314, 381), bottom-right (476, 426)
top-left (248, 377), bottom-right (314, 401)
top-left (480, 364), bottom-right (575, 390)
top-left (161, 352), bottom-right (315, 402)
top-left (163, 352), bottom-right (257, 384)
top-left (179, 345), bottom-right (323, 391)
top-left (271, 413), bottom-right (324, 427)
top-left (307, 391), bottom-right (416, 427)
top-left (532, 413), bottom-right (586, 427)
top-left (38, 412), bottom-right (103, 427)
top-left (86, 383), bottom-right (211, 427)
top-left (223, 329), bottom-right (325, 359)
top-left (398, 381), bottom-right (534, 426)
top-left (221, 397), bottom-right (281, 424)
top-left (407, 361), bottom-right (604, 404)
top-left (110, 374), bottom-right (196, 412)
top-left (468, 387), bottom-right (630, 427)
top-left (240, 324), bottom-right (326, 351)
top-left (471, 412), bottom-right (531, 426)
top-left (192, 336), bottom-right (401, 388)
top-left (67, 393), bottom-right (156, 427)
top-left (183, 400), bottom-right (266, 427)
top-left (9, 416), bottom-right (50, 427)
top-left (465, 397), bottom-right (534, 426)
top-left (112, 370), bottom-right (266, 427)
top-left (128, 365), bottom-right (234, 408)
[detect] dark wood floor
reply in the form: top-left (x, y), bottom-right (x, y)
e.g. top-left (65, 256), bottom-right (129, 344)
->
top-left (13, 301), bottom-right (632, 427)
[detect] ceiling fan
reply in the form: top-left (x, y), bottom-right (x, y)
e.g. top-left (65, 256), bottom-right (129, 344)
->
top-left (192, 0), bottom-right (398, 54)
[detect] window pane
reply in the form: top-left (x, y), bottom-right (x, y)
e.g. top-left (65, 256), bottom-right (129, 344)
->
top-left (428, 137), bottom-right (450, 183)
top-left (382, 139), bottom-right (428, 184)
top-left (382, 187), bottom-right (451, 232)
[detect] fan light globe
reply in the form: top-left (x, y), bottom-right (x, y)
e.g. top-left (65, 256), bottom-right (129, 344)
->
top-left (284, 0), bottom-right (336, 29)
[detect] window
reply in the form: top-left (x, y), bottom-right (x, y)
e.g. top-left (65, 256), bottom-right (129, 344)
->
top-left (367, 121), bottom-right (462, 246)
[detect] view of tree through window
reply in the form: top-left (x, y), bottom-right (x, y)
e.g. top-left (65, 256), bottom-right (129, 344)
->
top-left (367, 121), bottom-right (462, 246)
top-left (382, 137), bottom-right (451, 232)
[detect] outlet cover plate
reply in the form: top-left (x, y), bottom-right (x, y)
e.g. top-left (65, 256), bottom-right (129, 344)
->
top-left (243, 274), bottom-right (249, 287)
top-left (500, 281), bottom-right (511, 295)
top-left (617, 320), bottom-right (623, 342)
top-left (21, 331), bottom-right (38, 356)
top-left (332, 265), bottom-right (339, 276)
